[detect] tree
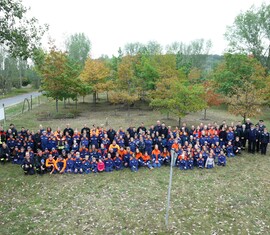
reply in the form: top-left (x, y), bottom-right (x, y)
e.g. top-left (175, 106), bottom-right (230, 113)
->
top-left (151, 74), bottom-right (207, 126)
top-left (213, 53), bottom-right (269, 121)
top-left (37, 45), bottom-right (82, 112)
top-left (65, 33), bottom-right (91, 69)
top-left (0, 0), bottom-right (48, 59)
top-left (124, 42), bottom-right (144, 56)
top-left (202, 81), bottom-right (223, 120)
top-left (109, 56), bottom-right (139, 117)
top-left (166, 39), bottom-right (212, 73)
top-left (225, 3), bottom-right (270, 70)
top-left (226, 81), bottom-right (265, 122)
top-left (80, 58), bottom-right (110, 104)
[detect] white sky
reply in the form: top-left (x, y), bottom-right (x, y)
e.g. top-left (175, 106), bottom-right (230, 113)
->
top-left (23, 0), bottom-right (268, 58)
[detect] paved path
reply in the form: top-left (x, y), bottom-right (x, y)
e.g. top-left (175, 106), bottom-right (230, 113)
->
top-left (0, 92), bottom-right (41, 108)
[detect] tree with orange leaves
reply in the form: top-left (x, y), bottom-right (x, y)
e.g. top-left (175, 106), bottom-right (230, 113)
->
top-left (80, 58), bottom-right (110, 104)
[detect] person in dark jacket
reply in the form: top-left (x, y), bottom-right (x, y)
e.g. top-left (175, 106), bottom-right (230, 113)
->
top-left (0, 142), bottom-right (10, 164)
top-left (248, 124), bottom-right (257, 154)
top-left (21, 152), bottom-right (35, 175)
top-left (260, 128), bottom-right (269, 155)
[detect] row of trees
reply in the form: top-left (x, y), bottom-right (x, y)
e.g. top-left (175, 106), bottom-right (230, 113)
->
top-left (1, 0), bottom-right (270, 123)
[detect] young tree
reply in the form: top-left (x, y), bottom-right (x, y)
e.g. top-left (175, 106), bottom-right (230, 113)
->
top-left (151, 74), bottom-right (207, 126)
top-left (80, 58), bottom-right (110, 104)
top-left (109, 55), bottom-right (139, 117)
top-left (202, 81), bottom-right (223, 119)
top-left (213, 53), bottom-right (269, 121)
top-left (37, 45), bottom-right (82, 112)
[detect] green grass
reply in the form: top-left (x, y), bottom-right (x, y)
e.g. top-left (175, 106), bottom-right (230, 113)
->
top-left (1, 95), bottom-right (270, 234)
top-left (1, 153), bottom-right (270, 234)
top-left (1, 87), bottom-right (38, 99)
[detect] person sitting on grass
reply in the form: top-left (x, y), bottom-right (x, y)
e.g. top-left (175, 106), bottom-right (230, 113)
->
top-left (83, 155), bottom-right (91, 174)
top-left (187, 156), bottom-right (194, 170)
top-left (0, 142), bottom-right (10, 164)
top-left (135, 148), bottom-right (144, 167)
top-left (129, 153), bottom-right (139, 172)
top-left (142, 151), bottom-right (153, 170)
top-left (91, 158), bottom-right (98, 173)
top-left (54, 155), bottom-right (66, 174)
top-left (179, 154), bottom-right (187, 170)
top-left (197, 153), bottom-right (204, 169)
top-left (217, 150), bottom-right (226, 166)
top-left (151, 144), bottom-right (162, 168)
top-left (34, 149), bottom-right (46, 175)
top-left (123, 147), bottom-right (133, 168)
top-left (104, 153), bottom-right (114, 172)
top-left (21, 152), bottom-right (35, 175)
top-left (161, 147), bottom-right (171, 166)
top-left (233, 136), bottom-right (242, 155)
top-left (114, 152), bottom-right (123, 171)
top-left (46, 154), bottom-right (56, 174)
top-left (97, 159), bottom-right (105, 172)
top-left (66, 153), bottom-right (75, 173)
top-left (74, 152), bottom-right (83, 174)
top-left (226, 141), bottom-right (235, 157)
top-left (205, 153), bottom-right (215, 169)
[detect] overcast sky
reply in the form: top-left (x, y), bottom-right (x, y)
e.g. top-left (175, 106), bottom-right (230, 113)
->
top-left (23, 0), bottom-right (267, 58)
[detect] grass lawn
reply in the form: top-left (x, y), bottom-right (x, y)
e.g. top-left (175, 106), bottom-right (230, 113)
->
top-left (0, 96), bottom-right (270, 234)
top-left (1, 153), bottom-right (270, 234)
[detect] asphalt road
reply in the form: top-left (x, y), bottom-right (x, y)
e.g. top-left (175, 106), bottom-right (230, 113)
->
top-left (0, 92), bottom-right (41, 108)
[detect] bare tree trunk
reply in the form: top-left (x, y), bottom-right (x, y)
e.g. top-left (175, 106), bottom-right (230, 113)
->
top-left (93, 91), bottom-right (96, 104)
top-left (56, 99), bottom-right (59, 112)
top-left (204, 108), bottom-right (207, 120)
top-left (178, 117), bottom-right (181, 127)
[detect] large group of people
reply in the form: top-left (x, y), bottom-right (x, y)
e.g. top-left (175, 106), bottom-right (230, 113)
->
top-left (0, 119), bottom-right (269, 175)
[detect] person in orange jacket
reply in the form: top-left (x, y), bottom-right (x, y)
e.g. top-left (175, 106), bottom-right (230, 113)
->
top-left (151, 144), bottom-right (162, 168)
top-left (142, 151), bottom-right (153, 169)
top-left (45, 154), bottom-right (56, 174)
top-left (54, 155), bottom-right (66, 174)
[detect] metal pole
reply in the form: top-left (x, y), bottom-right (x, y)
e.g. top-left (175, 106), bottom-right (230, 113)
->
top-left (165, 150), bottom-right (176, 227)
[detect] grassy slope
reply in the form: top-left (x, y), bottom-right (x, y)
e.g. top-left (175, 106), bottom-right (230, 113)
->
top-left (0, 154), bottom-right (270, 235)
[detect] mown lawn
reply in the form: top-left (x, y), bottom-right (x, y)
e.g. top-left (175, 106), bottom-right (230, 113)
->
top-left (1, 153), bottom-right (270, 235)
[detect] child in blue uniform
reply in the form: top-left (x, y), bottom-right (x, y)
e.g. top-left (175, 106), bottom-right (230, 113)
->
top-left (129, 153), bottom-right (138, 172)
top-left (114, 152), bottom-right (123, 170)
top-left (226, 141), bottom-right (235, 157)
top-left (74, 152), bottom-right (83, 174)
top-left (197, 153), bottom-right (204, 169)
top-left (218, 151), bottom-right (226, 166)
top-left (104, 153), bottom-right (114, 172)
top-left (91, 158), bottom-right (98, 173)
top-left (66, 153), bottom-right (75, 173)
top-left (179, 155), bottom-right (187, 170)
top-left (83, 155), bottom-right (91, 174)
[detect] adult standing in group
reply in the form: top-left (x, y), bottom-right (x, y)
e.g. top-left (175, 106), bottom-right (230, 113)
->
top-left (248, 124), bottom-right (257, 154)
top-left (64, 124), bottom-right (74, 137)
top-left (260, 128), bottom-right (269, 155)
top-left (81, 124), bottom-right (90, 139)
